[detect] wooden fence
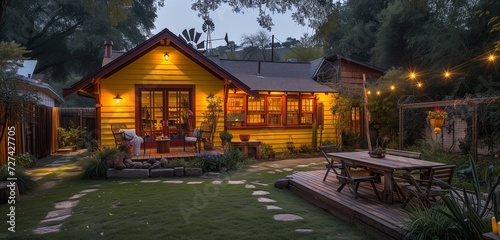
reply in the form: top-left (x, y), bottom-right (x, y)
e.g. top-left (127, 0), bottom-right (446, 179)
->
top-left (0, 107), bottom-right (96, 165)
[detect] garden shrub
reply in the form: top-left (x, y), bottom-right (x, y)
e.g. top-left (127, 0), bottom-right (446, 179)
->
top-left (192, 153), bottom-right (224, 172)
top-left (298, 144), bottom-right (314, 153)
top-left (81, 147), bottom-right (120, 179)
top-left (15, 152), bottom-right (36, 168)
top-left (224, 145), bottom-right (247, 171)
top-left (260, 142), bottom-right (275, 160)
top-left (404, 204), bottom-right (459, 240)
top-left (164, 159), bottom-right (192, 168)
top-left (0, 165), bottom-right (36, 194)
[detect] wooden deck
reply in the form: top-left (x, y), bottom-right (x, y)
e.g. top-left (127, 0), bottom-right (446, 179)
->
top-left (288, 170), bottom-right (410, 240)
top-left (130, 146), bottom-right (224, 161)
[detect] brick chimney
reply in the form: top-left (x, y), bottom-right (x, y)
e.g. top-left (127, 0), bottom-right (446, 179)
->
top-left (102, 41), bottom-right (113, 66)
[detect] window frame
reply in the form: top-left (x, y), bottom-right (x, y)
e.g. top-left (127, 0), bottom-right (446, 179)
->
top-left (228, 93), bottom-right (316, 128)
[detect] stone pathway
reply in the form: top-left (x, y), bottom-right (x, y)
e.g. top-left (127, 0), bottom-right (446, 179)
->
top-left (33, 185), bottom-right (102, 234)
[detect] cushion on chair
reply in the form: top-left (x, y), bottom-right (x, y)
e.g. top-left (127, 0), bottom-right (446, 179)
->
top-left (185, 137), bottom-right (197, 142)
top-left (121, 129), bottom-right (137, 140)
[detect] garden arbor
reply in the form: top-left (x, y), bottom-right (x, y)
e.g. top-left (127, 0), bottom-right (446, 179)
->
top-left (398, 96), bottom-right (500, 160)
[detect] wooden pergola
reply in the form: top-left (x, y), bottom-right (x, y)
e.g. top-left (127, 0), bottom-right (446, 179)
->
top-left (398, 96), bottom-right (500, 160)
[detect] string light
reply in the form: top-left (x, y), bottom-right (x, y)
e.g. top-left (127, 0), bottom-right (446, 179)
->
top-left (409, 72), bottom-right (417, 79)
top-left (376, 90), bottom-right (381, 95)
top-left (488, 54), bottom-right (496, 62)
top-left (417, 82), bottom-right (423, 88)
top-left (444, 71), bottom-right (451, 78)
top-left (390, 85), bottom-right (395, 91)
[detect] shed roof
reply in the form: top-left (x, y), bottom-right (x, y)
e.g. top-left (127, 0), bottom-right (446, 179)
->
top-left (234, 74), bottom-right (336, 93)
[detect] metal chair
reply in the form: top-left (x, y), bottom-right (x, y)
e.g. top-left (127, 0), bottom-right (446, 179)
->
top-left (401, 165), bottom-right (455, 208)
top-left (336, 160), bottom-right (381, 201)
top-left (319, 145), bottom-right (342, 181)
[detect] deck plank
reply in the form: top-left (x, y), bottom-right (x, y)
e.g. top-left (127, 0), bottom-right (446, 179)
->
top-left (289, 170), bottom-right (410, 240)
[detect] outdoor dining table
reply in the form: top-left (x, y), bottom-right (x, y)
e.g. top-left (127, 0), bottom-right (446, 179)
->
top-left (327, 151), bottom-right (446, 204)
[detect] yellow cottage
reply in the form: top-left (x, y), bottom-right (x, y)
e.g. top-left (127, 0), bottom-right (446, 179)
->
top-left (63, 29), bottom-right (337, 153)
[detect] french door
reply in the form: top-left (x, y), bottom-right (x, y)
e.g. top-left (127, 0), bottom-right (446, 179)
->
top-left (136, 85), bottom-right (194, 148)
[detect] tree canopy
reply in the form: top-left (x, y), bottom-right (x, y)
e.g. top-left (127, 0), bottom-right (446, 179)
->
top-left (0, 0), bottom-right (164, 83)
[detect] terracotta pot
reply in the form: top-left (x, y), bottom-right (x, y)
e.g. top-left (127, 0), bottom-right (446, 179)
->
top-left (107, 156), bottom-right (116, 168)
top-left (114, 156), bottom-right (126, 170)
top-left (429, 118), bottom-right (444, 134)
top-left (239, 134), bottom-right (250, 141)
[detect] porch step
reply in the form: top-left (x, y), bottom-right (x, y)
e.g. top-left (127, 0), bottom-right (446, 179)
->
top-left (57, 146), bottom-right (76, 153)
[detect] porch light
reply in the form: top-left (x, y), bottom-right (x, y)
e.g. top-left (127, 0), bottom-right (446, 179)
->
top-left (113, 93), bottom-right (122, 103)
top-left (164, 53), bottom-right (169, 61)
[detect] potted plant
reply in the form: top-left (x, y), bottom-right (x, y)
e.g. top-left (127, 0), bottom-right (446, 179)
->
top-left (368, 148), bottom-right (386, 158)
top-left (427, 106), bottom-right (448, 134)
top-left (219, 130), bottom-right (233, 149)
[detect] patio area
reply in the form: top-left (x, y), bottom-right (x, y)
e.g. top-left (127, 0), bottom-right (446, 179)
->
top-left (288, 170), bottom-right (411, 240)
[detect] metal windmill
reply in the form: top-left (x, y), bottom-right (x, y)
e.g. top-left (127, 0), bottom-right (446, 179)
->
top-left (202, 19), bottom-right (215, 55)
top-left (178, 28), bottom-right (205, 50)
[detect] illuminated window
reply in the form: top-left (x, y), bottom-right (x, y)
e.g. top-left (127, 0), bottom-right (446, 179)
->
top-left (247, 96), bottom-right (264, 124)
top-left (267, 97), bottom-right (281, 125)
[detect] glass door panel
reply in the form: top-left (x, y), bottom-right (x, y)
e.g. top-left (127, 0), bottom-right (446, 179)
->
top-left (167, 90), bottom-right (190, 140)
top-left (141, 91), bottom-right (164, 145)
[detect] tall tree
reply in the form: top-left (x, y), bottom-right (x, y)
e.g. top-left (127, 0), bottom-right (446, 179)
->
top-left (0, 41), bottom-right (39, 143)
top-left (0, 0), bottom-right (164, 83)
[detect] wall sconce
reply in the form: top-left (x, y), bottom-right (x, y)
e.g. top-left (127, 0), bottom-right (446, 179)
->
top-left (113, 92), bottom-right (122, 103)
top-left (164, 53), bottom-right (169, 61)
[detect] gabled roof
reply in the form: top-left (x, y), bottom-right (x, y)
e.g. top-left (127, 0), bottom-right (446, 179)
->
top-left (22, 77), bottom-right (65, 104)
top-left (63, 28), bottom-right (256, 97)
top-left (311, 54), bottom-right (385, 80)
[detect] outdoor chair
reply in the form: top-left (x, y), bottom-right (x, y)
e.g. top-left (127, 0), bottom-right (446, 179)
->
top-left (318, 145), bottom-right (342, 181)
top-left (111, 123), bottom-right (144, 155)
top-left (401, 165), bottom-right (455, 209)
top-left (111, 123), bottom-right (128, 147)
top-left (184, 128), bottom-right (203, 153)
top-left (336, 160), bottom-right (381, 201)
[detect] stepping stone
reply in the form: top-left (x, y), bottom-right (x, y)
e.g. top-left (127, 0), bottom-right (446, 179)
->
top-left (252, 191), bottom-right (270, 196)
top-left (33, 177), bottom-right (43, 181)
top-left (274, 169), bottom-right (283, 172)
top-left (245, 184), bottom-right (256, 189)
top-left (45, 208), bottom-right (72, 219)
top-left (80, 189), bottom-right (98, 193)
top-left (118, 181), bottom-right (131, 184)
top-left (266, 205), bottom-right (283, 210)
top-left (252, 181), bottom-right (269, 186)
top-left (297, 165), bottom-right (308, 168)
top-left (140, 180), bottom-right (161, 183)
top-left (266, 171), bottom-right (275, 174)
top-left (33, 224), bottom-right (63, 234)
top-left (283, 168), bottom-right (294, 171)
top-left (40, 214), bottom-right (71, 223)
top-left (90, 184), bottom-right (102, 188)
top-left (257, 197), bottom-right (276, 203)
top-left (187, 181), bottom-right (203, 184)
top-left (295, 229), bottom-right (314, 233)
top-left (69, 193), bottom-right (86, 200)
top-left (54, 200), bottom-right (79, 209)
top-left (211, 181), bottom-right (223, 185)
top-left (163, 180), bottom-right (183, 184)
top-left (228, 180), bottom-right (246, 185)
top-left (273, 214), bottom-right (303, 221)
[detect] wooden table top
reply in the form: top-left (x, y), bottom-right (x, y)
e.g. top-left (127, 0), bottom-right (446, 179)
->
top-left (327, 151), bottom-right (445, 172)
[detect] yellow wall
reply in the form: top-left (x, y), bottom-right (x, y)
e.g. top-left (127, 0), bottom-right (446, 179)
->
top-left (98, 45), bottom-right (339, 151)
top-left (100, 45), bottom-right (224, 146)
top-left (228, 93), bottom-right (339, 152)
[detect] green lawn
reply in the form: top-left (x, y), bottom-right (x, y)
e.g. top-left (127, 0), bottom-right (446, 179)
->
top-left (1, 159), bottom-right (375, 240)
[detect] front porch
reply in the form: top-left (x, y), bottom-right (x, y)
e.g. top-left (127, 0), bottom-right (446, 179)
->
top-left (129, 146), bottom-right (224, 161)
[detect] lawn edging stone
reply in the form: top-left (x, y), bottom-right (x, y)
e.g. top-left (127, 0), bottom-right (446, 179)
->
top-left (107, 169), bottom-right (149, 179)
top-left (150, 168), bottom-right (175, 178)
top-left (185, 168), bottom-right (203, 177)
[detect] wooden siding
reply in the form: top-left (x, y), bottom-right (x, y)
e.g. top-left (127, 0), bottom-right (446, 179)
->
top-left (100, 45), bottom-right (224, 146)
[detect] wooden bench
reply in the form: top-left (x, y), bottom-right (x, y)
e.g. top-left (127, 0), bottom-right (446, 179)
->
top-left (385, 149), bottom-right (422, 159)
